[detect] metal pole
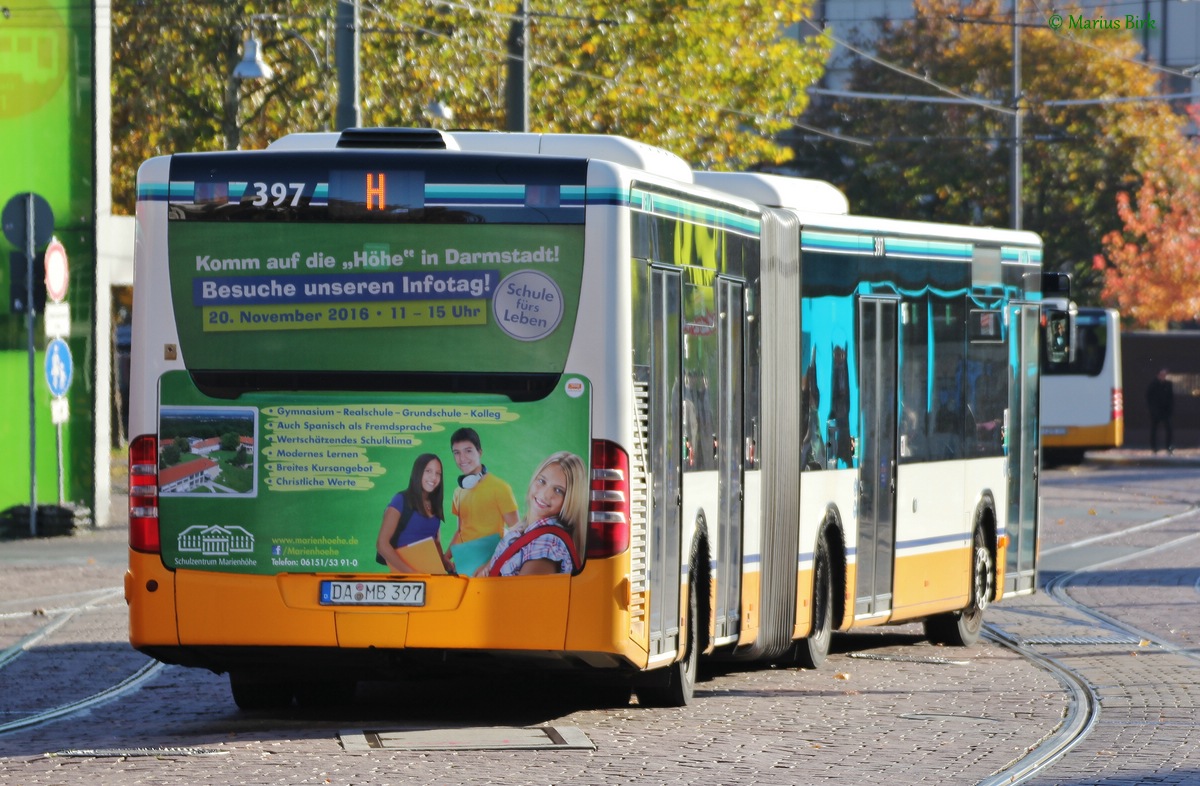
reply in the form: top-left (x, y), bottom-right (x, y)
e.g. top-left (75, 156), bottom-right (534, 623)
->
top-left (335, 0), bottom-right (360, 130)
top-left (25, 194), bottom-right (37, 537)
top-left (56, 423), bottom-right (65, 505)
top-left (506, 0), bottom-right (529, 132)
top-left (1011, 0), bottom-right (1022, 230)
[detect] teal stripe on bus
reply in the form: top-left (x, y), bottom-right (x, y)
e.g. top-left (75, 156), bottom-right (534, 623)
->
top-left (884, 238), bottom-right (973, 260)
top-left (425, 184), bottom-right (526, 203)
top-left (801, 231), bottom-right (876, 254)
top-left (598, 187), bottom-right (760, 235)
top-left (137, 182), bottom-right (170, 201)
top-left (1001, 246), bottom-right (1042, 265)
top-left (144, 181), bottom-right (759, 236)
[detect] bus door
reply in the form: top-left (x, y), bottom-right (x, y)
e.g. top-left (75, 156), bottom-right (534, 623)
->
top-left (855, 297), bottom-right (899, 619)
top-left (714, 277), bottom-right (745, 641)
top-left (1005, 303), bottom-right (1040, 595)
top-left (648, 266), bottom-right (684, 659)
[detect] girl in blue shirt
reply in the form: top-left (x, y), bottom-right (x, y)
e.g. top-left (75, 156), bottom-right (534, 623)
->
top-left (376, 453), bottom-right (453, 574)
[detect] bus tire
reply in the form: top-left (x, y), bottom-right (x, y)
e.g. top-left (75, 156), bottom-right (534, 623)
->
top-left (924, 527), bottom-right (993, 647)
top-left (796, 532), bottom-right (833, 669)
top-left (229, 672), bottom-right (295, 711)
top-left (635, 576), bottom-right (699, 708)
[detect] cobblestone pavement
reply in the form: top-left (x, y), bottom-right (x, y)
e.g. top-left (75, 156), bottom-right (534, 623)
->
top-left (1012, 521), bottom-right (1200, 784)
top-left (1, 454), bottom-right (1196, 785)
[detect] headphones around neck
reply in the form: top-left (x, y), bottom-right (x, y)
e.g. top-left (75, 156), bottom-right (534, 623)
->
top-left (458, 465), bottom-right (488, 490)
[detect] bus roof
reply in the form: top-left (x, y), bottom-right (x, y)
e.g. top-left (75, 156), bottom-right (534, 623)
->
top-left (693, 171), bottom-right (849, 214)
top-left (795, 209), bottom-right (1043, 249)
top-left (268, 128), bottom-right (693, 183)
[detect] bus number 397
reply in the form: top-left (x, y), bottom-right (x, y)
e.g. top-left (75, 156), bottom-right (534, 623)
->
top-left (249, 182), bottom-right (306, 207)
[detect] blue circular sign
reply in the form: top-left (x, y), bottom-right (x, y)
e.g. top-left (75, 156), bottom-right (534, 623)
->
top-left (44, 338), bottom-right (73, 397)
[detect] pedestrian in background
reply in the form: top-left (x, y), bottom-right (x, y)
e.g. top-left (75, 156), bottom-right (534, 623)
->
top-left (1146, 368), bottom-right (1174, 454)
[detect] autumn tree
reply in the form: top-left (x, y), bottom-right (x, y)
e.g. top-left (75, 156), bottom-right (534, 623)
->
top-left (1097, 146), bottom-right (1200, 329)
top-left (112, 1), bottom-right (831, 213)
top-left (797, 0), bottom-right (1191, 303)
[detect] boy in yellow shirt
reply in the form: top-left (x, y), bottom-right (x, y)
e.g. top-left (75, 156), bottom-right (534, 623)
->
top-left (448, 427), bottom-right (519, 551)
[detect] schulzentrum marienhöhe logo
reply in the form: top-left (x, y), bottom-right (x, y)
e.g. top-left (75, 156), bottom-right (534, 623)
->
top-left (177, 525), bottom-right (255, 556)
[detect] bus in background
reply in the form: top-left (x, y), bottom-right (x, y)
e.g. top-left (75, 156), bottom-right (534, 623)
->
top-left (127, 128), bottom-right (1049, 710)
top-left (1041, 306), bottom-right (1123, 464)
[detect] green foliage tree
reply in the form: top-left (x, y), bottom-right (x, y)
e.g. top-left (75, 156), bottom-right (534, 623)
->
top-left (161, 443), bottom-right (181, 466)
top-left (112, 1), bottom-right (831, 212)
top-left (798, 0), bottom-right (1191, 302)
top-left (220, 431), bottom-right (242, 452)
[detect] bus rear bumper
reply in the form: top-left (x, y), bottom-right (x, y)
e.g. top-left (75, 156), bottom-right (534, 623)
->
top-left (129, 554), bottom-right (647, 675)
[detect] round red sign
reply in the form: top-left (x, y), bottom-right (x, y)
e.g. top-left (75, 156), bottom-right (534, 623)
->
top-left (44, 237), bottom-right (69, 303)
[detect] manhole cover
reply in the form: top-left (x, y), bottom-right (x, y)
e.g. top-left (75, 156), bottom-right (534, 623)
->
top-left (340, 725), bottom-right (595, 752)
top-left (850, 652), bottom-right (969, 665)
top-left (1022, 635), bottom-right (1141, 646)
top-left (50, 747), bottom-right (228, 758)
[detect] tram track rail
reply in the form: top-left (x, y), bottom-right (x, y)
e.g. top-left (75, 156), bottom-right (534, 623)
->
top-left (0, 585), bottom-right (163, 736)
top-left (0, 587), bottom-right (125, 669)
top-left (979, 503), bottom-right (1200, 785)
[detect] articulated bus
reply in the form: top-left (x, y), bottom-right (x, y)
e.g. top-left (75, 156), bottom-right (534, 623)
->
top-left (1041, 306), bottom-right (1123, 464)
top-left (127, 128), bottom-right (1051, 709)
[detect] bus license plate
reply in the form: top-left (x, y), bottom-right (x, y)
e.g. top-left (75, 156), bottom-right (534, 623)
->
top-left (319, 580), bottom-right (425, 607)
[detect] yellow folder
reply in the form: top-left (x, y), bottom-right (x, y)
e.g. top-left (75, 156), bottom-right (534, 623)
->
top-left (394, 537), bottom-right (448, 575)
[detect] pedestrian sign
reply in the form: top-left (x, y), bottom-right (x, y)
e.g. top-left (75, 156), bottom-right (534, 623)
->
top-left (44, 337), bottom-right (73, 398)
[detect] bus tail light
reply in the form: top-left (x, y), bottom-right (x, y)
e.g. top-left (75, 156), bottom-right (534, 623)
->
top-left (588, 440), bottom-right (630, 559)
top-left (129, 434), bottom-right (161, 553)
top-left (1112, 387), bottom-right (1124, 419)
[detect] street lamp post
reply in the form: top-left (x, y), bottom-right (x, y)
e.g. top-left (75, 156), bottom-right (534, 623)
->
top-left (1011, 0), bottom-right (1022, 230)
top-left (506, 0), bottom-right (529, 132)
top-left (335, 0), bottom-right (360, 130)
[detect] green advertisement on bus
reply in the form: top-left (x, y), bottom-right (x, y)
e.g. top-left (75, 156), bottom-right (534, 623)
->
top-left (167, 222), bottom-right (585, 374)
top-left (156, 371), bottom-right (591, 577)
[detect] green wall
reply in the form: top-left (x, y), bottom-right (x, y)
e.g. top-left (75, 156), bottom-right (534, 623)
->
top-left (0, 0), bottom-right (96, 513)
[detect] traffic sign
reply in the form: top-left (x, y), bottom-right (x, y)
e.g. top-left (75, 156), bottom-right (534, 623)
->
top-left (44, 337), bottom-right (73, 398)
top-left (2, 193), bottom-right (54, 249)
top-left (44, 237), bottom-right (68, 302)
top-left (43, 301), bottom-right (71, 338)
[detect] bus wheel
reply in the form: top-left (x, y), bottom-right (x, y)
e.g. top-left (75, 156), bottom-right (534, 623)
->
top-left (924, 527), bottom-right (993, 647)
top-left (796, 532), bottom-right (833, 669)
top-left (229, 672), bottom-right (295, 711)
top-left (635, 578), bottom-right (698, 708)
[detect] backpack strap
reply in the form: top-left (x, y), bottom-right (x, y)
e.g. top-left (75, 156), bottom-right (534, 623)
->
top-left (487, 524), bottom-right (579, 577)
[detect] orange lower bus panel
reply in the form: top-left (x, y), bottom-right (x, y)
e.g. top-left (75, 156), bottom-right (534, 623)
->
top-left (126, 550), bottom-right (180, 649)
top-left (135, 553), bottom-right (645, 666)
